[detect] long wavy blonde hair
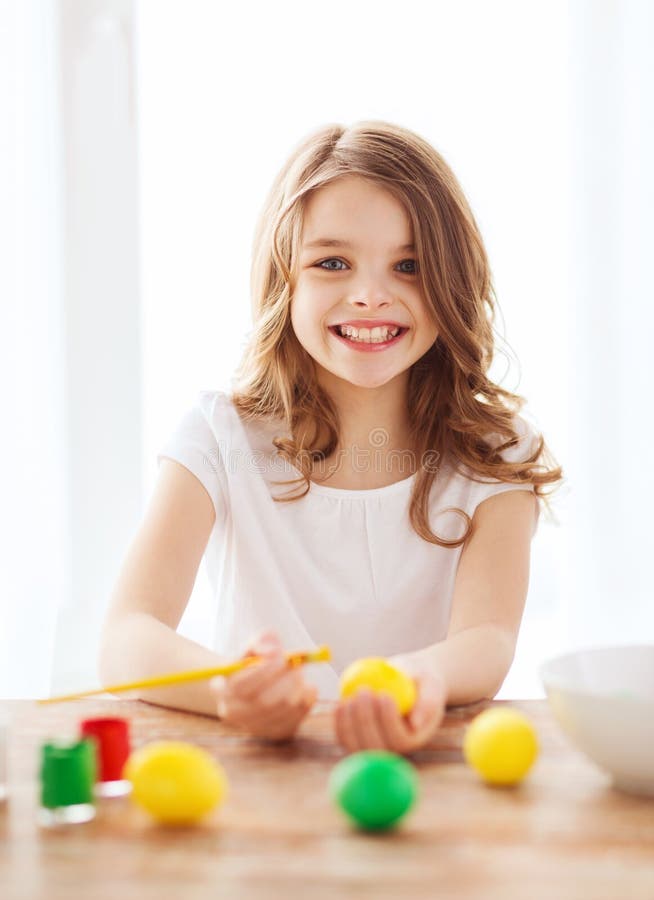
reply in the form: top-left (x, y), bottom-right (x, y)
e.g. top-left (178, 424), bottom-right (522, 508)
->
top-left (230, 120), bottom-right (564, 548)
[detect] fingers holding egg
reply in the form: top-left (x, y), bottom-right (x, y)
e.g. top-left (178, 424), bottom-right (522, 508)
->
top-left (376, 694), bottom-right (414, 754)
top-left (339, 658), bottom-right (417, 716)
top-left (349, 690), bottom-right (388, 750)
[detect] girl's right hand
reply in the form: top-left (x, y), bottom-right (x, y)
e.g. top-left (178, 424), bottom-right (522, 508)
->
top-left (208, 629), bottom-right (319, 741)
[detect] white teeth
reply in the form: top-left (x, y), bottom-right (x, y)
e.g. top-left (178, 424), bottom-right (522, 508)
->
top-left (337, 325), bottom-right (400, 343)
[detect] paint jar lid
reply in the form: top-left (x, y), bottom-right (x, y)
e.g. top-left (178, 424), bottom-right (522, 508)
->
top-left (40, 739), bottom-right (96, 808)
top-left (80, 718), bottom-right (131, 782)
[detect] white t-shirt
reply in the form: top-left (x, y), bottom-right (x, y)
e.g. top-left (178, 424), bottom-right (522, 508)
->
top-left (157, 390), bottom-right (540, 699)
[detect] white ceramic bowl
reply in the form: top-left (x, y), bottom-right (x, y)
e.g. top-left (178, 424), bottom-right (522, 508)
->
top-left (539, 644), bottom-right (654, 798)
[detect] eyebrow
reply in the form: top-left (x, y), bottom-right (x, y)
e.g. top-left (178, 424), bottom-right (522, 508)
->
top-left (302, 238), bottom-right (415, 252)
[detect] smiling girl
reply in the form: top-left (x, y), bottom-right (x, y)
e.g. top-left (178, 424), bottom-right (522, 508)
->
top-left (99, 120), bottom-right (563, 754)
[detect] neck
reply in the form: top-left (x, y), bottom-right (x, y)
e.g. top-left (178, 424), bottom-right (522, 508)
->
top-left (315, 371), bottom-right (415, 480)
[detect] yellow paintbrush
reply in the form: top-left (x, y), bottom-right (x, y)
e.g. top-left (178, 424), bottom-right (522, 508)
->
top-left (37, 645), bottom-right (331, 705)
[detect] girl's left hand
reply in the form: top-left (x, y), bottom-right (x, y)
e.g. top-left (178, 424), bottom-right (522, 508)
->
top-left (334, 661), bottom-right (447, 755)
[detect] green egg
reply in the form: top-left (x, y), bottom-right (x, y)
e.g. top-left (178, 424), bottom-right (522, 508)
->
top-left (329, 750), bottom-right (419, 831)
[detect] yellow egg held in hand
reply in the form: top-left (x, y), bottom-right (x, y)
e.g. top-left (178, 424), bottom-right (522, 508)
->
top-left (463, 707), bottom-right (539, 786)
top-left (124, 741), bottom-right (228, 825)
top-left (339, 658), bottom-right (417, 715)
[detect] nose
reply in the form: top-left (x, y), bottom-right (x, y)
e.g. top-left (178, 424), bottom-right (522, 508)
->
top-left (351, 296), bottom-right (392, 312)
top-left (348, 279), bottom-right (393, 312)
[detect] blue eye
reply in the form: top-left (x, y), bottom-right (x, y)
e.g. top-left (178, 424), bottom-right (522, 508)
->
top-left (317, 258), bottom-right (347, 271)
top-left (315, 258), bottom-right (419, 274)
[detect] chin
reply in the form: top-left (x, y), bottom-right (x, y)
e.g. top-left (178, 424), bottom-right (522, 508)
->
top-left (334, 369), bottom-right (406, 390)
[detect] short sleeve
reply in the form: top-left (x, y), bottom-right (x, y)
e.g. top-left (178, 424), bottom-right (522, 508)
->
top-left (156, 398), bottom-right (228, 522)
top-left (469, 415), bottom-right (542, 538)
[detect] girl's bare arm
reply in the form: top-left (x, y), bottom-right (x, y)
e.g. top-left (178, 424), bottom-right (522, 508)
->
top-left (98, 458), bottom-right (225, 717)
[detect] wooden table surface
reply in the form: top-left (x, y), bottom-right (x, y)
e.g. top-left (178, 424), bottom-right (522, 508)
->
top-left (1, 697), bottom-right (653, 900)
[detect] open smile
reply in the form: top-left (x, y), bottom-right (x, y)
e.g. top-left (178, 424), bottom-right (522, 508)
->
top-left (327, 325), bottom-right (409, 353)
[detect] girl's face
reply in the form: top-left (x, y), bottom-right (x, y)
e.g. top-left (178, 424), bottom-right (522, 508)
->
top-left (290, 175), bottom-right (439, 391)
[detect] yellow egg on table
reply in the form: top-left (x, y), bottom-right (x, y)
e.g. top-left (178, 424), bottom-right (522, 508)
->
top-left (124, 740), bottom-right (228, 825)
top-left (463, 707), bottom-right (539, 786)
top-left (339, 658), bottom-right (417, 715)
